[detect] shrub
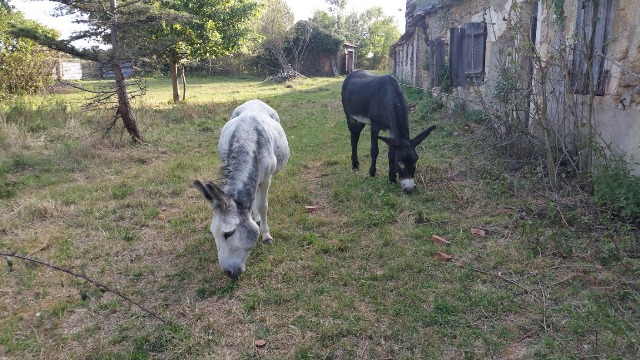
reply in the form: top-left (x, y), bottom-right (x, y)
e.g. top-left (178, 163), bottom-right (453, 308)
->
top-left (492, 67), bottom-right (518, 104)
top-left (0, 9), bottom-right (58, 96)
top-left (593, 155), bottom-right (640, 223)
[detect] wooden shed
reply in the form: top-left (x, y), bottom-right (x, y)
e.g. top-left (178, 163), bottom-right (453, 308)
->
top-left (341, 42), bottom-right (358, 75)
top-left (297, 43), bottom-right (358, 77)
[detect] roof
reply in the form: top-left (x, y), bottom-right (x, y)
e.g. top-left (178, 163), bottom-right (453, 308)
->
top-left (406, 0), bottom-right (441, 26)
top-left (406, 0), bottom-right (439, 17)
top-left (415, 0), bottom-right (439, 12)
top-left (392, 0), bottom-right (445, 49)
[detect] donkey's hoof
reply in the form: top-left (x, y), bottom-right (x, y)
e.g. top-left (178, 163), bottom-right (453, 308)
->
top-left (262, 236), bottom-right (274, 245)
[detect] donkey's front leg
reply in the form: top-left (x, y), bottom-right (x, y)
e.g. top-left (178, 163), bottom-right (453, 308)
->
top-left (251, 190), bottom-right (262, 226)
top-left (369, 127), bottom-right (380, 177)
top-left (256, 179), bottom-right (273, 244)
top-left (387, 146), bottom-right (397, 183)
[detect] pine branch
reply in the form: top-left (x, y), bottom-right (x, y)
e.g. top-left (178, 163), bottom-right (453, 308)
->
top-left (9, 25), bottom-right (106, 62)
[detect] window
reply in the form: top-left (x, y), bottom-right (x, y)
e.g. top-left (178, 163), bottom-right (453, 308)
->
top-left (449, 22), bottom-right (487, 87)
top-left (571, 0), bottom-right (614, 96)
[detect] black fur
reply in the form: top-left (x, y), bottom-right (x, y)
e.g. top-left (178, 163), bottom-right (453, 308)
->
top-left (341, 70), bottom-right (435, 191)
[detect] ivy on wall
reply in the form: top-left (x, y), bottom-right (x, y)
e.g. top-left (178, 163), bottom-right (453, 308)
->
top-left (551, 0), bottom-right (566, 25)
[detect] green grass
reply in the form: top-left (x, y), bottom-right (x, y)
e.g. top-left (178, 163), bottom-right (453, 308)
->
top-left (1, 75), bottom-right (639, 359)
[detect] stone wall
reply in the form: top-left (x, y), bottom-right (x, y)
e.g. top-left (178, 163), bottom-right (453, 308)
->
top-left (538, 0), bottom-right (640, 173)
top-left (392, 0), bottom-right (640, 174)
top-left (392, 28), bottom-right (425, 87)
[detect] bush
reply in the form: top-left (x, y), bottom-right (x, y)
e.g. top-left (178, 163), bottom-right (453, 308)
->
top-left (593, 155), bottom-right (640, 223)
top-left (402, 83), bottom-right (444, 123)
top-left (1, 9), bottom-right (58, 96)
top-left (436, 60), bottom-right (451, 94)
top-left (492, 67), bottom-right (518, 104)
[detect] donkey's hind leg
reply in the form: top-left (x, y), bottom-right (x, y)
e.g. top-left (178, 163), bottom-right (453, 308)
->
top-left (347, 117), bottom-right (366, 171)
top-left (369, 126), bottom-right (381, 177)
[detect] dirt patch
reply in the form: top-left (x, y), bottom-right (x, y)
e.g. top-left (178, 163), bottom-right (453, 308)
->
top-left (50, 84), bottom-right (78, 94)
top-left (299, 162), bottom-right (333, 217)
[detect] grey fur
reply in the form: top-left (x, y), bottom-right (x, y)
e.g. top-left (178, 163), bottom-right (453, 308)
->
top-left (194, 100), bottom-right (289, 280)
top-left (230, 99), bottom-right (280, 122)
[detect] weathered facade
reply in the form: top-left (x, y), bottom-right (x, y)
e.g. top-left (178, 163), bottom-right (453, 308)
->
top-left (392, 0), bottom-right (640, 174)
top-left (391, 0), bottom-right (435, 87)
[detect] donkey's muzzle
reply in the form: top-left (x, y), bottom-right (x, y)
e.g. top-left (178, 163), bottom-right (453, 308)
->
top-left (224, 267), bottom-right (242, 281)
top-left (400, 178), bottom-right (416, 193)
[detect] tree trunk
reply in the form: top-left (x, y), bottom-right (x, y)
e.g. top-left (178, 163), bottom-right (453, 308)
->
top-left (113, 64), bottom-right (142, 142)
top-left (181, 63), bottom-right (186, 102)
top-left (110, 0), bottom-right (143, 142)
top-left (171, 61), bottom-right (180, 102)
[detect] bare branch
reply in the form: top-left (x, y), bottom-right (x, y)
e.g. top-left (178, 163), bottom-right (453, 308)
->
top-left (1, 252), bottom-right (173, 326)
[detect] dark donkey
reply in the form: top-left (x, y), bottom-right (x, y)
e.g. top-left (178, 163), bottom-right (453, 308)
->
top-left (341, 70), bottom-right (436, 192)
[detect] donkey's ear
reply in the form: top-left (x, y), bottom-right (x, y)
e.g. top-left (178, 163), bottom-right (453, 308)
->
top-left (193, 180), bottom-right (233, 211)
top-left (378, 135), bottom-right (396, 146)
top-left (411, 125), bottom-right (436, 147)
top-left (204, 182), bottom-right (233, 211)
top-left (193, 180), bottom-right (213, 202)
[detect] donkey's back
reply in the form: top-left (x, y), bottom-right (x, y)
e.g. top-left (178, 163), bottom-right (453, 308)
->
top-left (220, 100), bottom-right (289, 179)
top-left (230, 99), bottom-right (280, 123)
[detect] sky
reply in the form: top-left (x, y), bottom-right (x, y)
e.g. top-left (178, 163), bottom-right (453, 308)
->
top-left (10, 0), bottom-right (80, 39)
top-left (10, 0), bottom-right (406, 45)
top-left (285, 0), bottom-right (405, 31)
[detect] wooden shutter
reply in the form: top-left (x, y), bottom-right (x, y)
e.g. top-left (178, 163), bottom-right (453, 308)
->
top-left (593, 0), bottom-right (613, 95)
top-left (431, 37), bottom-right (445, 88)
top-left (449, 23), bottom-right (487, 87)
top-left (449, 27), bottom-right (466, 87)
top-left (571, 0), bottom-right (614, 95)
top-left (429, 40), bottom-right (435, 88)
top-left (571, 1), bottom-right (590, 93)
top-left (463, 22), bottom-right (487, 85)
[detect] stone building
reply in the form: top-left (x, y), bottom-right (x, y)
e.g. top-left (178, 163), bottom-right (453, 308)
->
top-left (392, 0), bottom-right (640, 174)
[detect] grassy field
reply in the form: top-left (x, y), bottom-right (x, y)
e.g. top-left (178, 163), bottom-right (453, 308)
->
top-left (1, 75), bottom-right (638, 359)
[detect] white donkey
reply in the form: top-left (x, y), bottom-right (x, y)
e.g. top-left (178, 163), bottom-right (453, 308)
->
top-left (194, 99), bottom-right (289, 280)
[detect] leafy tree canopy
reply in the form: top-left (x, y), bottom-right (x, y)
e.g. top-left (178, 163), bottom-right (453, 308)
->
top-left (310, 9), bottom-right (336, 34)
top-left (310, 2), bottom-right (400, 70)
top-left (1, 3), bottom-right (60, 95)
top-left (122, 0), bottom-right (260, 102)
top-left (251, 0), bottom-right (295, 71)
top-left (294, 20), bottom-right (342, 53)
top-left (142, 0), bottom-right (259, 63)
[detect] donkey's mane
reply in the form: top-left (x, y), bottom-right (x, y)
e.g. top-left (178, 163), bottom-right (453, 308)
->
top-left (388, 76), bottom-right (410, 140)
top-left (218, 128), bottom-right (263, 210)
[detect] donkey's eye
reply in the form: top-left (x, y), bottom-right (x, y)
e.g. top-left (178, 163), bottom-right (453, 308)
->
top-left (223, 230), bottom-right (236, 239)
